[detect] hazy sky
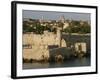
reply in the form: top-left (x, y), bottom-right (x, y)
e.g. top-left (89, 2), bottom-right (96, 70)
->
top-left (23, 10), bottom-right (90, 22)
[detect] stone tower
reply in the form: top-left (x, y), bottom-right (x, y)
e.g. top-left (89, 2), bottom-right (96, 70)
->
top-left (56, 27), bottom-right (62, 47)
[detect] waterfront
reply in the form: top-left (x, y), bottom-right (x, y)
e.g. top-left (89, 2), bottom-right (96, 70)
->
top-left (22, 12), bottom-right (91, 69)
top-left (23, 33), bottom-right (91, 69)
top-left (23, 56), bottom-right (90, 69)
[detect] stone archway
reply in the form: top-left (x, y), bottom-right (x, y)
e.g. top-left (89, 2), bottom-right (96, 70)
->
top-left (55, 53), bottom-right (64, 62)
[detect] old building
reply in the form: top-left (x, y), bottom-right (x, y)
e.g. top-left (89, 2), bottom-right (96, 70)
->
top-left (23, 28), bottom-right (67, 61)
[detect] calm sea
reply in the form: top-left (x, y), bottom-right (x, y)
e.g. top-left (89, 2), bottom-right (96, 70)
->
top-left (23, 57), bottom-right (90, 69)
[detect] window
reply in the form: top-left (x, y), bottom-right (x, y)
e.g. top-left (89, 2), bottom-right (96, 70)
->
top-left (23, 44), bottom-right (32, 49)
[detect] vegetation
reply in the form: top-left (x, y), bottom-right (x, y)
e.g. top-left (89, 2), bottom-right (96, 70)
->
top-left (63, 21), bottom-right (90, 33)
top-left (23, 21), bottom-right (56, 34)
top-left (23, 19), bottom-right (90, 34)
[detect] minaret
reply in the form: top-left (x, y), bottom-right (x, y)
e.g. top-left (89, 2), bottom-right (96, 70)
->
top-left (42, 16), bottom-right (44, 21)
top-left (39, 16), bottom-right (44, 23)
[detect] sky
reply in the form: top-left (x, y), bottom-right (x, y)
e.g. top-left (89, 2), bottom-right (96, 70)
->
top-left (23, 10), bottom-right (90, 22)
